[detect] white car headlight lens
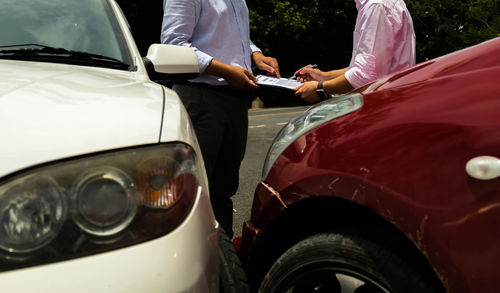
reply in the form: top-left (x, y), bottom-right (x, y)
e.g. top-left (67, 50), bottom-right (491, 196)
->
top-left (0, 176), bottom-right (65, 253)
top-left (262, 93), bottom-right (364, 178)
top-left (0, 143), bottom-right (205, 272)
top-left (73, 168), bottom-right (138, 236)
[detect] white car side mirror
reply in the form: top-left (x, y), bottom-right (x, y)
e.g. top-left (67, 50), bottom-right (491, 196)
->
top-left (144, 44), bottom-right (200, 80)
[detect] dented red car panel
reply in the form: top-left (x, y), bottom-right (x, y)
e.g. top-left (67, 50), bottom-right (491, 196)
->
top-left (238, 38), bottom-right (500, 292)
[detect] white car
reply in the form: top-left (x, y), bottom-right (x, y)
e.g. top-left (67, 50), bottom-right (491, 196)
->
top-left (0, 0), bottom-right (246, 292)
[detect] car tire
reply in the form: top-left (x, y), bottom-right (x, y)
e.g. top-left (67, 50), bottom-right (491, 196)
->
top-left (258, 233), bottom-right (442, 293)
top-left (219, 228), bottom-right (250, 293)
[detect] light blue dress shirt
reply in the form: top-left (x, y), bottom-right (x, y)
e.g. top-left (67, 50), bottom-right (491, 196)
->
top-left (161, 0), bottom-right (261, 85)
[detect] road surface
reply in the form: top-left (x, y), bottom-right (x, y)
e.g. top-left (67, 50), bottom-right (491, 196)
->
top-left (232, 106), bottom-right (310, 237)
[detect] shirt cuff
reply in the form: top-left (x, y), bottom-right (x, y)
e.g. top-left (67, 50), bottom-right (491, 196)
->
top-left (250, 41), bottom-right (262, 54)
top-left (195, 50), bottom-right (214, 73)
top-left (344, 68), bottom-right (365, 89)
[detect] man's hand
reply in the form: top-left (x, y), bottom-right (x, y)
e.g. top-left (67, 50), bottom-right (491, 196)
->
top-left (205, 59), bottom-right (259, 90)
top-left (294, 81), bottom-right (321, 103)
top-left (252, 52), bottom-right (280, 78)
top-left (294, 65), bottom-right (326, 83)
top-left (225, 65), bottom-right (260, 90)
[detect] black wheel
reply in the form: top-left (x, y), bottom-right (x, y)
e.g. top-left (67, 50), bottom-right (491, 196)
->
top-left (258, 233), bottom-right (442, 293)
top-left (219, 228), bottom-right (250, 293)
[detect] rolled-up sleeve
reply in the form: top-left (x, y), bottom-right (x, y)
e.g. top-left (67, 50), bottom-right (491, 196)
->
top-left (161, 0), bottom-right (213, 72)
top-left (249, 40), bottom-right (261, 54)
top-left (345, 3), bottom-right (395, 88)
top-left (345, 54), bottom-right (377, 88)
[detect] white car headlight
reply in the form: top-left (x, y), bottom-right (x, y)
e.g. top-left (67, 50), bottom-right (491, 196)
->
top-left (0, 176), bottom-right (65, 253)
top-left (0, 143), bottom-right (205, 271)
top-left (262, 93), bottom-right (364, 178)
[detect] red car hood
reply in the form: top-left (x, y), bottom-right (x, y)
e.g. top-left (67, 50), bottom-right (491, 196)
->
top-left (364, 37), bottom-right (500, 93)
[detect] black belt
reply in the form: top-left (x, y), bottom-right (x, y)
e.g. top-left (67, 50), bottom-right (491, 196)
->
top-left (174, 81), bottom-right (255, 98)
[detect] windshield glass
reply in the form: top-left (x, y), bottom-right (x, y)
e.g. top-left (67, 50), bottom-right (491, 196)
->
top-left (0, 0), bottom-right (132, 68)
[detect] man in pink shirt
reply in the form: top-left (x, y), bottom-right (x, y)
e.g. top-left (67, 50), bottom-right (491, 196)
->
top-left (294, 0), bottom-right (416, 103)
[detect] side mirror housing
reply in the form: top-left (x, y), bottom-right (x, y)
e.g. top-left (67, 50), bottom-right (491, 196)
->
top-left (143, 44), bottom-right (200, 82)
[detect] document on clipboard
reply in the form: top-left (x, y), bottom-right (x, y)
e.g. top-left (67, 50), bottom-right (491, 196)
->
top-left (256, 75), bottom-right (303, 90)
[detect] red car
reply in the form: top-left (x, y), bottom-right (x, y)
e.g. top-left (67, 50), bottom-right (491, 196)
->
top-left (236, 37), bottom-right (500, 293)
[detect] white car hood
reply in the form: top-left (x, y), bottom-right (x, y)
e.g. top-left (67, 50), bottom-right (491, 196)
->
top-left (0, 60), bottom-right (172, 177)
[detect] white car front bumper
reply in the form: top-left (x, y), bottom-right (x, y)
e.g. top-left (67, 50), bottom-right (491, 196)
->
top-left (0, 190), bottom-right (219, 293)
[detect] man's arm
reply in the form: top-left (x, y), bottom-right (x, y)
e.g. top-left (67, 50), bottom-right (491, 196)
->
top-left (294, 66), bottom-right (348, 83)
top-left (344, 3), bottom-right (394, 88)
top-left (324, 68), bottom-right (349, 80)
top-left (204, 59), bottom-right (259, 90)
top-left (294, 74), bottom-right (353, 103)
top-left (161, 0), bottom-right (215, 73)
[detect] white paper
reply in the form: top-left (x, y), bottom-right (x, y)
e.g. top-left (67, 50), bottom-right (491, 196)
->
top-left (256, 75), bottom-right (303, 90)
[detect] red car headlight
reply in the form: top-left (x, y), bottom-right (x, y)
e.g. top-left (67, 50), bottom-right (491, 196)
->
top-left (262, 93), bottom-right (364, 178)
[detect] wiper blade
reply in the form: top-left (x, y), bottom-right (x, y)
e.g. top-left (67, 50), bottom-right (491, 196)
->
top-left (0, 43), bottom-right (56, 50)
top-left (0, 43), bottom-right (72, 54)
top-left (0, 43), bottom-right (132, 70)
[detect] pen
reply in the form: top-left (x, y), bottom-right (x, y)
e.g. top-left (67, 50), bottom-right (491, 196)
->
top-left (291, 64), bottom-right (318, 80)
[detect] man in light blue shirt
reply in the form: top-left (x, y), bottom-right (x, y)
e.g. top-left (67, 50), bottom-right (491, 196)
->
top-left (161, 0), bottom-right (280, 238)
top-left (162, 0), bottom-right (279, 88)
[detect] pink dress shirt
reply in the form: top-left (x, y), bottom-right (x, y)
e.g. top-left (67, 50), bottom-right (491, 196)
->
top-left (345, 0), bottom-right (416, 88)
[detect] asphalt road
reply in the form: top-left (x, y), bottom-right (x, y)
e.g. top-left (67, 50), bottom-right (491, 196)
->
top-left (232, 105), bottom-right (310, 238)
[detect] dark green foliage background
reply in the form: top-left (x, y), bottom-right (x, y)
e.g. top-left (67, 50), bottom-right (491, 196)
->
top-left (117, 0), bottom-right (500, 106)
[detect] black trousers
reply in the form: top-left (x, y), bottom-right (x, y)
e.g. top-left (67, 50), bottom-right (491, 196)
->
top-left (173, 83), bottom-right (249, 238)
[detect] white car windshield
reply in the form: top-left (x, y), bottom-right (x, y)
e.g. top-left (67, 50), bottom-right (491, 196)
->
top-left (0, 0), bottom-right (132, 69)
